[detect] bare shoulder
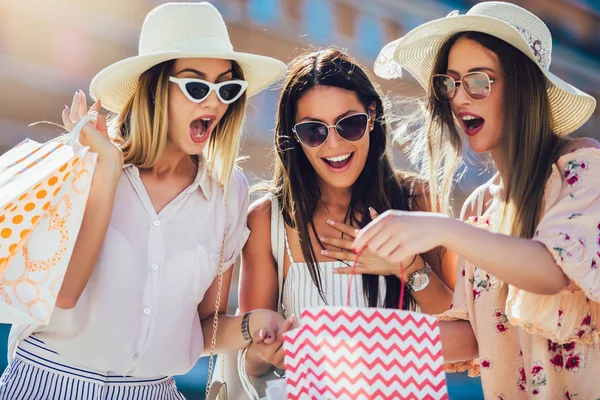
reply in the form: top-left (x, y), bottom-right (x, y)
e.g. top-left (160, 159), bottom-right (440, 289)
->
top-left (560, 137), bottom-right (600, 156)
top-left (248, 195), bottom-right (272, 227)
top-left (243, 195), bottom-right (275, 270)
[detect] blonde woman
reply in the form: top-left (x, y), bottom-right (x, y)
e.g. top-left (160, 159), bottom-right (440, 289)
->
top-left (356, 2), bottom-right (600, 398)
top-left (0, 3), bottom-right (287, 399)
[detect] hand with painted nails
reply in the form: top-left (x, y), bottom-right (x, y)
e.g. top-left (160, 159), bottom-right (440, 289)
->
top-left (321, 208), bottom-right (420, 280)
top-left (352, 209), bottom-right (452, 266)
top-left (246, 314), bottom-right (295, 371)
top-left (61, 90), bottom-right (123, 167)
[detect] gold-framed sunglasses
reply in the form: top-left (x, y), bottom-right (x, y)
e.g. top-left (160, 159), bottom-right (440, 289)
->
top-left (432, 71), bottom-right (499, 103)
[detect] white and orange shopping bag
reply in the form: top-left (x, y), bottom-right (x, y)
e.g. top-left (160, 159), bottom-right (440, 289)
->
top-left (0, 113), bottom-right (98, 324)
top-left (282, 250), bottom-right (448, 400)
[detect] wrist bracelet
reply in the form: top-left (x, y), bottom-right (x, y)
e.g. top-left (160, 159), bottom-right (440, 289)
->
top-left (241, 311), bottom-right (252, 344)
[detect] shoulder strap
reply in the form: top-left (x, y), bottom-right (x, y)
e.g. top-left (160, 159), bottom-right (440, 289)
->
top-left (270, 196), bottom-right (285, 313)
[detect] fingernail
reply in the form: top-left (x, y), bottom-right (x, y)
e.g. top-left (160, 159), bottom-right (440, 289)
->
top-left (326, 219), bottom-right (334, 225)
top-left (287, 315), bottom-right (295, 323)
top-left (63, 105), bottom-right (68, 111)
top-left (321, 250), bottom-right (328, 255)
top-left (355, 229), bottom-right (360, 234)
top-left (258, 329), bottom-right (264, 338)
top-left (369, 207), bottom-right (376, 213)
top-left (351, 247), bottom-right (356, 253)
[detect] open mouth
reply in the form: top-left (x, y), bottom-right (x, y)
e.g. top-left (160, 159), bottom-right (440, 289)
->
top-left (190, 117), bottom-right (214, 143)
top-left (460, 114), bottom-right (485, 136)
top-left (321, 152), bottom-right (354, 170)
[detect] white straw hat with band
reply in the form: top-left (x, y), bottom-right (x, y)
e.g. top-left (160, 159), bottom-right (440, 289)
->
top-left (374, 1), bottom-right (596, 135)
top-left (90, 2), bottom-right (287, 113)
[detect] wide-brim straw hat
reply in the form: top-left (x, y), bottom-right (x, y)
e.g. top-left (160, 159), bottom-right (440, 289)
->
top-left (90, 2), bottom-right (287, 113)
top-left (374, 1), bottom-right (596, 135)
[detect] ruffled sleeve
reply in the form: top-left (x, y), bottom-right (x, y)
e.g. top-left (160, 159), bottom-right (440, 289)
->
top-left (506, 148), bottom-right (600, 345)
top-left (436, 236), bottom-right (483, 377)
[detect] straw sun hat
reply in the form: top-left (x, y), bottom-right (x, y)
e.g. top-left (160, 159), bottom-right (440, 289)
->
top-left (90, 2), bottom-right (287, 113)
top-left (374, 1), bottom-right (596, 135)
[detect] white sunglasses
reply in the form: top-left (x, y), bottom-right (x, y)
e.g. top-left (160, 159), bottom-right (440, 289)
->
top-left (169, 77), bottom-right (248, 105)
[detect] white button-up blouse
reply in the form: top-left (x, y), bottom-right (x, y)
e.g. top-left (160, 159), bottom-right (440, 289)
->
top-left (8, 161), bottom-right (250, 377)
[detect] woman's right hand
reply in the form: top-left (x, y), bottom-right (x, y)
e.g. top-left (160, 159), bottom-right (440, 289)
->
top-left (62, 90), bottom-right (123, 168)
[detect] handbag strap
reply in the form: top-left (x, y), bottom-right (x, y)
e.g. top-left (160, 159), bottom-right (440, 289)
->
top-left (270, 195), bottom-right (285, 313)
top-left (205, 193), bottom-right (229, 399)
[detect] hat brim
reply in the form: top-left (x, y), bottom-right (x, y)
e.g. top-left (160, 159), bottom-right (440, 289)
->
top-left (375, 15), bottom-right (596, 135)
top-left (90, 51), bottom-right (287, 113)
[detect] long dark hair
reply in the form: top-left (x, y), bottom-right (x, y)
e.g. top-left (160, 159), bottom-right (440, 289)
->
top-left (428, 32), bottom-right (565, 238)
top-left (261, 49), bottom-right (416, 310)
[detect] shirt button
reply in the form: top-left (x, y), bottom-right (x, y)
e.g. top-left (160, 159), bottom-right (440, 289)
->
top-left (151, 264), bottom-right (158, 271)
top-left (143, 308), bottom-right (151, 315)
top-left (153, 220), bottom-right (160, 227)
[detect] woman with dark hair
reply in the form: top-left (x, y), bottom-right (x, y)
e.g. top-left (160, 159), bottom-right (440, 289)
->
top-left (229, 48), bottom-right (456, 399)
top-left (359, 2), bottom-right (600, 398)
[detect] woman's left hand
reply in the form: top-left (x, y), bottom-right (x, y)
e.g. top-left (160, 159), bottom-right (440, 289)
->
top-left (352, 209), bottom-right (452, 265)
top-left (320, 209), bottom-right (419, 280)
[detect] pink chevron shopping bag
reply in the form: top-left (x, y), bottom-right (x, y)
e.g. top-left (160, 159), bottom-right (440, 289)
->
top-left (282, 252), bottom-right (448, 399)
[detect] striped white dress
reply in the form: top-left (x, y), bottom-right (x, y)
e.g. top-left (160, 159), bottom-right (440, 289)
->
top-left (279, 180), bottom-right (417, 319)
top-left (280, 231), bottom-right (386, 322)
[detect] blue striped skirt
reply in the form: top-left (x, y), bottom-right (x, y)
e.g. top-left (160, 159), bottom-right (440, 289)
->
top-left (0, 336), bottom-right (186, 399)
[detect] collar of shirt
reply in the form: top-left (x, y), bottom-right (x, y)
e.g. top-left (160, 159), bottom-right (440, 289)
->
top-left (122, 156), bottom-right (212, 200)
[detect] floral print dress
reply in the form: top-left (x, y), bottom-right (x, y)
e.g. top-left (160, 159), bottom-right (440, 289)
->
top-left (439, 149), bottom-right (600, 399)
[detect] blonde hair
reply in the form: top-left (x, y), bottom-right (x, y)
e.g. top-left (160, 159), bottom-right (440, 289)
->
top-left (110, 59), bottom-right (247, 188)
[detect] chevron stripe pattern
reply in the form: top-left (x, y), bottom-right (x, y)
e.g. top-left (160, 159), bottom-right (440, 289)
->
top-left (282, 307), bottom-right (448, 399)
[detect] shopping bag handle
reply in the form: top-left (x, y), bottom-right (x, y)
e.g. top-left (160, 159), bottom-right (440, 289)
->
top-left (51, 112), bottom-right (99, 147)
top-left (68, 111), bottom-right (99, 146)
top-left (349, 248), bottom-right (406, 310)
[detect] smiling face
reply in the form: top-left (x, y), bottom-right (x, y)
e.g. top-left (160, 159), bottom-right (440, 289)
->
top-left (446, 37), bottom-right (506, 154)
top-left (167, 58), bottom-right (236, 155)
top-left (294, 85), bottom-right (374, 190)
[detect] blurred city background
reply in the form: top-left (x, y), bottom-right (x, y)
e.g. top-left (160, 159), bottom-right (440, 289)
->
top-left (0, 0), bottom-right (599, 398)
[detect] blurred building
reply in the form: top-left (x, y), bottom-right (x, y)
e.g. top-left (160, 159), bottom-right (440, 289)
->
top-left (1, 0), bottom-right (599, 195)
top-left (1, 0), bottom-right (599, 397)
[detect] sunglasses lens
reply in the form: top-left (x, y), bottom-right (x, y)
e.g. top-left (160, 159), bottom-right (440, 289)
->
top-left (295, 122), bottom-right (328, 147)
top-left (184, 81), bottom-right (211, 101)
top-left (337, 114), bottom-right (368, 141)
top-left (432, 75), bottom-right (455, 102)
top-left (463, 73), bottom-right (491, 100)
top-left (219, 83), bottom-right (244, 102)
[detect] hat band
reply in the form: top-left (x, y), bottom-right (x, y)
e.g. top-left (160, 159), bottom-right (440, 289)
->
top-left (509, 24), bottom-right (551, 69)
top-left (139, 37), bottom-right (234, 56)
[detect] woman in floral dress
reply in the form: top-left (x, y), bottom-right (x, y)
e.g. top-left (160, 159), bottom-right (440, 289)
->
top-left (352, 2), bottom-right (600, 398)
